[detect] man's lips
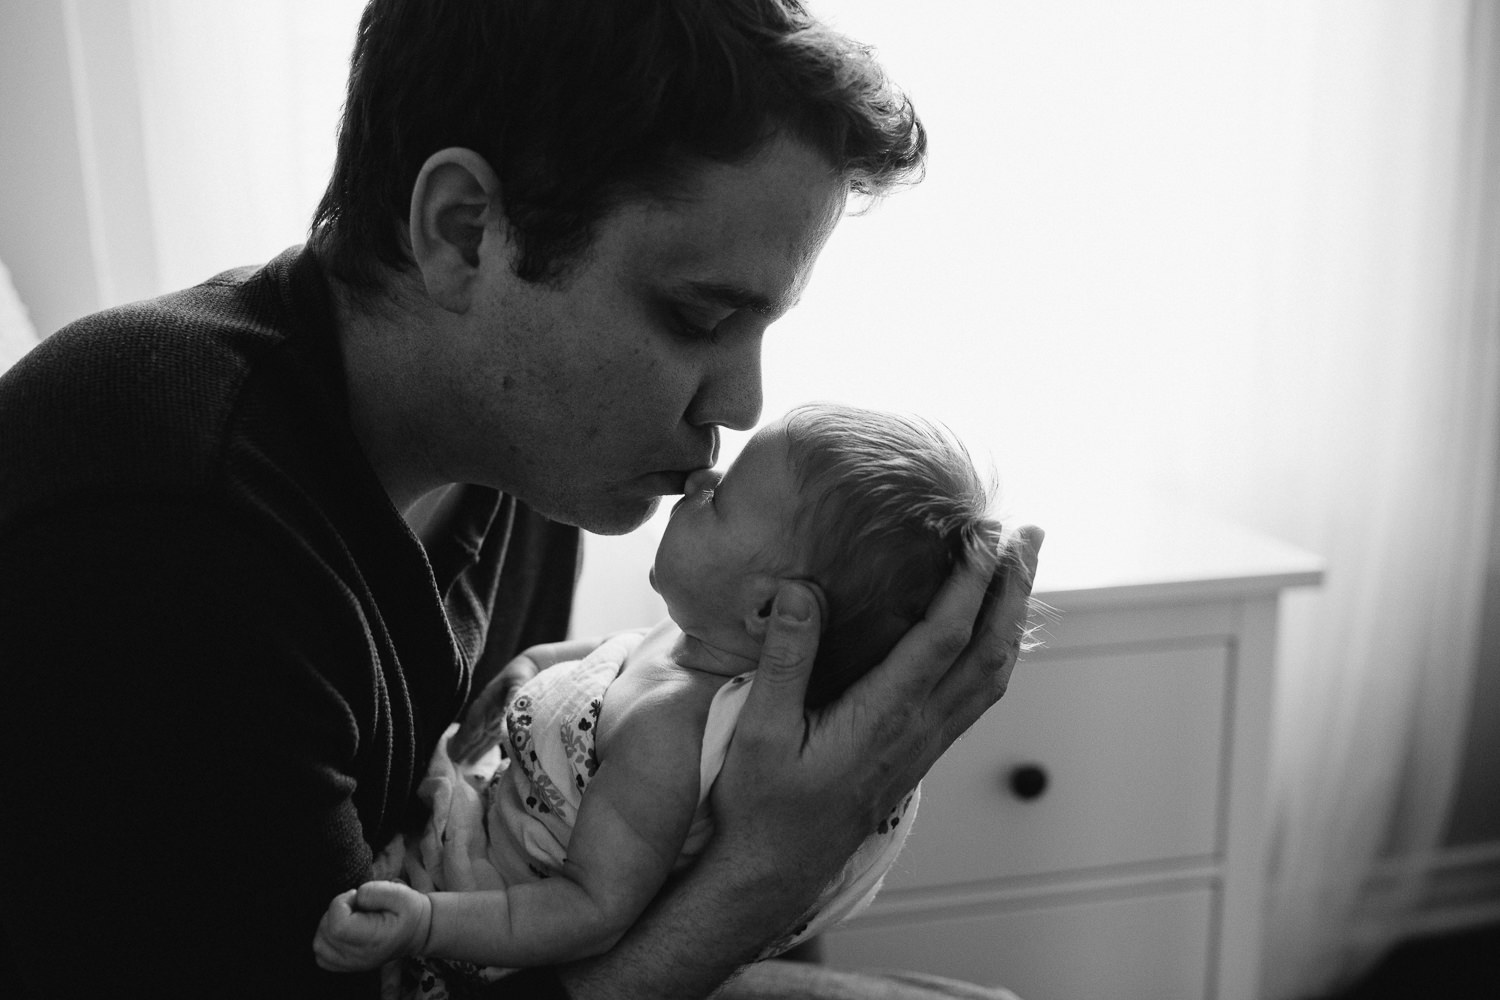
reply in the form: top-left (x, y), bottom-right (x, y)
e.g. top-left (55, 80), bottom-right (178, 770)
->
top-left (647, 431), bottom-right (718, 497)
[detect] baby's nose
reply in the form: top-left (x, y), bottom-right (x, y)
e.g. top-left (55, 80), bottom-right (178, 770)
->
top-left (684, 468), bottom-right (722, 495)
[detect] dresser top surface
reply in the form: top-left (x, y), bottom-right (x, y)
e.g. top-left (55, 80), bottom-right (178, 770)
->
top-left (1017, 502), bottom-right (1325, 606)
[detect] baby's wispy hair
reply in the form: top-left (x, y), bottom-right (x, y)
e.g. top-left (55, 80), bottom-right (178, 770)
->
top-left (775, 402), bottom-right (1002, 708)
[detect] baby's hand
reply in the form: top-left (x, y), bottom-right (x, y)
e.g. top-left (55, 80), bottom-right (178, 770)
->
top-left (312, 880), bottom-right (432, 972)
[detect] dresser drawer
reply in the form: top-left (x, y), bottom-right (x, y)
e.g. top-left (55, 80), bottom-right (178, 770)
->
top-left (890, 642), bottom-right (1229, 886)
top-left (825, 885), bottom-right (1214, 1000)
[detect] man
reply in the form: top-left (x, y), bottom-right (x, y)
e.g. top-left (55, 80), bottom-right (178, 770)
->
top-left (0, 1), bottom-right (1041, 997)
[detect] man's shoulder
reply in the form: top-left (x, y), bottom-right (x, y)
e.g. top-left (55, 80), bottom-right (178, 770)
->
top-left (0, 249), bottom-right (340, 523)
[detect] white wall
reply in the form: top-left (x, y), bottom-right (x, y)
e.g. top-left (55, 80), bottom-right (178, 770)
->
top-left (0, 0), bottom-right (160, 336)
top-left (0, 1), bottom-right (104, 336)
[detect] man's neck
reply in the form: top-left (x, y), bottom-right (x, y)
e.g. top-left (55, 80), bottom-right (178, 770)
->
top-left (328, 275), bottom-right (449, 517)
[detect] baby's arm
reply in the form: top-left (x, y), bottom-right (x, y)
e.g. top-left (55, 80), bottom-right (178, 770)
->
top-left (315, 679), bottom-right (705, 972)
top-left (423, 692), bottom-right (704, 966)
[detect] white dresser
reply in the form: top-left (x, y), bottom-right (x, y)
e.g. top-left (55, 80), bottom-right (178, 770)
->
top-left (822, 508), bottom-right (1324, 1000)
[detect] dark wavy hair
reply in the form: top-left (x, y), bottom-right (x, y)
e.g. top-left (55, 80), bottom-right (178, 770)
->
top-left (775, 403), bottom-right (1007, 711)
top-left (309, 0), bottom-right (927, 289)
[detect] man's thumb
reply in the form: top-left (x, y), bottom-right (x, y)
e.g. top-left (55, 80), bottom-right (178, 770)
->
top-left (753, 582), bottom-right (823, 700)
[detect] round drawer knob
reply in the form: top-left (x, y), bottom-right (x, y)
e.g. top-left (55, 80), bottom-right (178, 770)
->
top-left (1008, 763), bottom-right (1049, 801)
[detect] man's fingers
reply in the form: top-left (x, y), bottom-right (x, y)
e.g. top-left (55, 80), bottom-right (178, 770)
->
top-left (1017, 524), bottom-right (1044, 579)
top-left (865, 535), bottom-right (1000, 702)
top-left (931, 524), bottom-right (1045, 731)
top-left (985, 524), bottom-right (1044, 652)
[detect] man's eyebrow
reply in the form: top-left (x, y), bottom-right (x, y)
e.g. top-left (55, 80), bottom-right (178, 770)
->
top-left (683, 281), bottom-right (778, 317)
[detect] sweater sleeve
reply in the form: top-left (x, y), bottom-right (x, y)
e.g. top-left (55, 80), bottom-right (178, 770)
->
top-left (0, 499), bottom-right (401, 999)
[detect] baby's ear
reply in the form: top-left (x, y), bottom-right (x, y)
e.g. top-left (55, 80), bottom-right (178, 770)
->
top-left (742, 578), bottom-right (828, 641)
top-left (743, 592), bottom-right (778, 641)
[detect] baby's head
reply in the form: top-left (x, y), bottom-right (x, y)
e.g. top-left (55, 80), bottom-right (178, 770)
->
top-left (777, 403), bottom-right (996, 707)
top-left (652, 401), bottom-right (998, 708)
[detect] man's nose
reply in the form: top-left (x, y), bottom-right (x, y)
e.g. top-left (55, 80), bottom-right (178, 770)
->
top-left (691, 332), bottom-right (764, 431)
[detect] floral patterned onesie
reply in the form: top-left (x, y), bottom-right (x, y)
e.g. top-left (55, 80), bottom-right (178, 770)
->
top-left (392, 629), bottom-right (919, 997)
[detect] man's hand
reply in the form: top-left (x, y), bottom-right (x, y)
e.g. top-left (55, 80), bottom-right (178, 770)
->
top-left (552, 528), bottom-right (1043, 1000)
top-left (712, 524), bottom-right (1044, 897)
top-left (313, 881), bottom-right (433, 972)
top-left (449, 637), bottom-right (602, 764)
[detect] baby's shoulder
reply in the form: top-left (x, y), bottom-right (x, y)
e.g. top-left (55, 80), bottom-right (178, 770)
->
top-left (599, 655), bottom-right (721, 752)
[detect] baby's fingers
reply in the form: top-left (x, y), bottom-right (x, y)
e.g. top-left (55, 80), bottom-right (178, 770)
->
top-left (313, 890), bottom-right (362, 969)
top-left (328, 887), bottom-right (357, 915)
top-left (321, 888), bottom-right (358, 932)
top-left (353, 880), bottom-right (408, 914)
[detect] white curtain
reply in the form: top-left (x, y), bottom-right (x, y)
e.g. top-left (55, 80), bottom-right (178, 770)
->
top-left (106, 2), bottom-right (1499, 997)
top-left (125, 0), bottom-right (364, 291)
top-left (0, 257), bottom-right (39, 374)
top-left (1249, 3), bottom-right (1500, 995)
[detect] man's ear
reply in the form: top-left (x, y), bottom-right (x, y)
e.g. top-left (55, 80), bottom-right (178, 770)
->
top-left (408, 147), bottom-right (503, 313)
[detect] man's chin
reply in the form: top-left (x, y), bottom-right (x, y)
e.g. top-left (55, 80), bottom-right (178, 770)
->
top-left (567, 495), bottom-right (663, 536)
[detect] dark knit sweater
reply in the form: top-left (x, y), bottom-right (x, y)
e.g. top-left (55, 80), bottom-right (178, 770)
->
top-left (0, 247), bottom-right (578, 998)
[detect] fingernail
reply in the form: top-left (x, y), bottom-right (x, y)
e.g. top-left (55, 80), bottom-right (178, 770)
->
top-left (775, 585), bottom-right (813, 623)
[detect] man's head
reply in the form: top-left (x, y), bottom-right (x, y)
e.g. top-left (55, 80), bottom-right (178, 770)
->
top-left (652, 402), bottom-right (997, 708)
top-left (310, 0), bottom-right (926, 292)
top-left (316, 1), bottom-right (927, 536)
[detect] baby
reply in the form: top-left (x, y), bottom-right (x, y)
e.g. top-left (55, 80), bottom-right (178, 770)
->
top-left (314, 401), bottom-right (1019, 990)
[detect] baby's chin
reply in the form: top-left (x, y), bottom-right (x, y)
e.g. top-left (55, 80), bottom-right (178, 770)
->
top-left (647, 566), bottom-right (659, 594)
